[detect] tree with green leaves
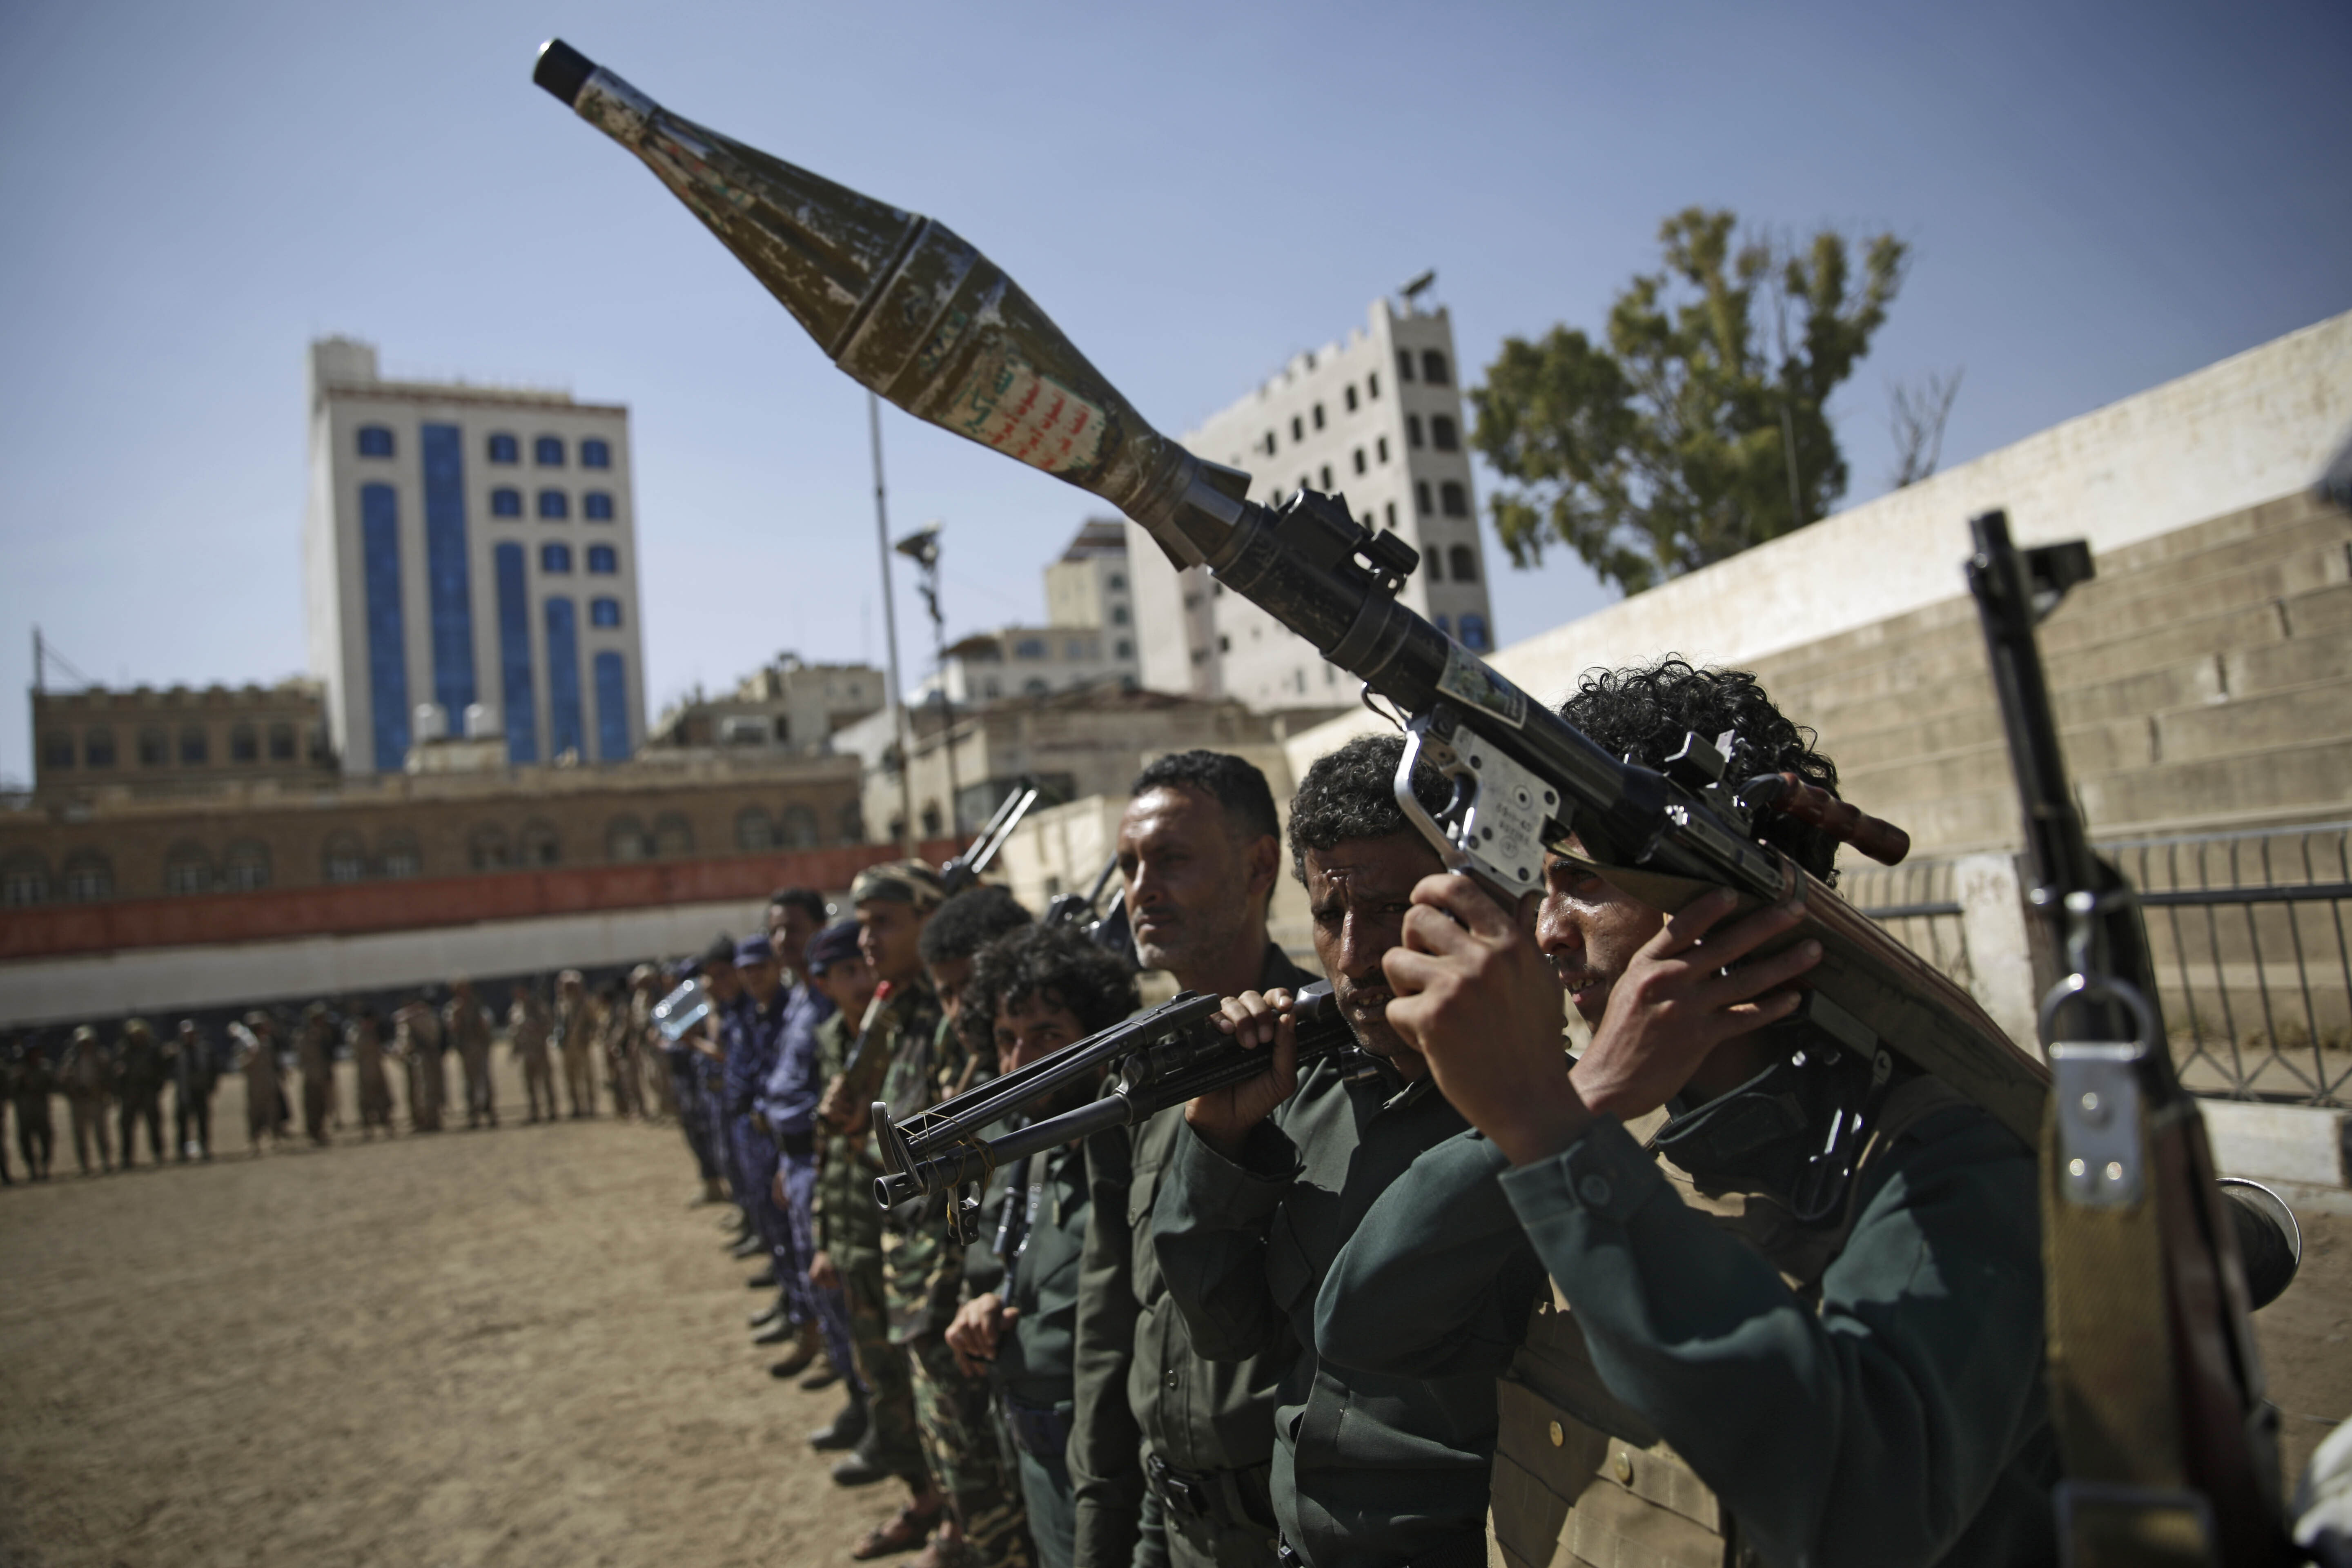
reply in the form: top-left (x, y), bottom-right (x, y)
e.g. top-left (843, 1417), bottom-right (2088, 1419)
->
top-left (1470, 209), bottom-right (1907, 595)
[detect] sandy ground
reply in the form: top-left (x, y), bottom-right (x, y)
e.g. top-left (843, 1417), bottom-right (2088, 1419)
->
top-left (1, 1053), bottom-right (2348, 1567)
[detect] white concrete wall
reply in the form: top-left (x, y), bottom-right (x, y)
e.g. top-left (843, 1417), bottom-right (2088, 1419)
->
top-left (0, 895), bottom-right (774, 1027)
top-left (1283, 309), bottom-right (2352, 784)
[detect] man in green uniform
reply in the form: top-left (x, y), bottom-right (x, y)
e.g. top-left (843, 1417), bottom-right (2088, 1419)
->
top-left (948, 924), bottom-right (1143, 1568)
top-left (1072, 751), bottom-right (1308, 1568)
top-left (1360, 659), bottom-right (2054, 1568)
top-left (1152, 736), bottom-right (1534, 1568)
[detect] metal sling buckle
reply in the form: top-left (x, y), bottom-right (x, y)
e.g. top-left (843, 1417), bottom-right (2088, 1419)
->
top-left (2040, 974), bottom-right (2160, 1209)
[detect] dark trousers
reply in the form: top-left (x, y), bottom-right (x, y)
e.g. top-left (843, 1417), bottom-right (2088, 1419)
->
top-left (174, 1089), bottom-right (212, 1158)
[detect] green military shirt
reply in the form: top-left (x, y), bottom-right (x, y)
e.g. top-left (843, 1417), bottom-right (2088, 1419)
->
top-left (1323, 1074), bottom-right (2056, 1567)
top-left (811, 1009), bottom-right (883, 1264)
top-left (874, 984), bottom-right (964, 1345)
top-left (962, 1134), bottom-right (1090, 1410)
top-left (1069, 943), bottom-right (1317, 1568)
top-left (1151, 1048), bottom-right (1486, 1568)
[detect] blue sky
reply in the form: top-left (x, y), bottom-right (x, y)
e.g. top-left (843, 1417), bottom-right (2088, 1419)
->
top-left (2, 0), bottom-right (2345, 786)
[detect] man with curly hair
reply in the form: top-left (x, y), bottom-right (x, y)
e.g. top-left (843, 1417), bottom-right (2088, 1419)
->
top-left (1153, 733), bottom-right (1543, 1568)
top-left (949, 924), bottom-right (1143, 1568)
top-left (1339, 658), bottom-right (2053, 1568)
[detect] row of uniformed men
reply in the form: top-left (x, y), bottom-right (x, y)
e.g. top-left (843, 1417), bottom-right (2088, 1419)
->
top-left (680, 655), bottom-right (2056, 1568)
top-left (0, 968), bottom-right (673, 1180)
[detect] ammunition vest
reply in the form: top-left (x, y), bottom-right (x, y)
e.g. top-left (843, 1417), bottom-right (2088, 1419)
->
top-left (1486, 1076), bottom-right (1966, 1568)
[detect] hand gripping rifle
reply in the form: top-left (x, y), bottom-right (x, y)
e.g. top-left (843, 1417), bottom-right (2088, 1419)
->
top-left (1967, 510), bottom-right (2299, 1567)
top-left (873, 981), bottom-right (1360, 1243)
top-left (529, 41), bottom-right (2049, 1147)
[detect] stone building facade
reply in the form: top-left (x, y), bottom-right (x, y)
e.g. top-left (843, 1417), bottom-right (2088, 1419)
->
top-left (31, 681), bottom-right (337, 803)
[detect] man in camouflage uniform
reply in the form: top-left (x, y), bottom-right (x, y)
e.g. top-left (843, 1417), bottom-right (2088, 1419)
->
top-left (296, 1004), bottom-right (338, 1147)
top-left (12, 1038), bottom-right (56, 1180)
top-left (841, 862), bottom-right (1034, 1568)
top-left (168, 1020), bottom-right (218, 1160)
top-left (61, 1025), bottom-right (114, 1174)
top-left (445, 979), bottom-right (498, 1130)
top-left (116, 1019), bottom-right (168, 1168)
top-left (555, 970), bottom-right (597, 1119)
top-left (509, 983), bottom-right (557, 1124)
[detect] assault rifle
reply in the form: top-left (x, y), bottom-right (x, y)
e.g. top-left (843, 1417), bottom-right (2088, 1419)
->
top-left (531, 37), bottom-right (2051, 1148)
top-left (1967, 510), bottom-right (2299, 1566)
top-left (873, 981), bottom-right (1361, 1243)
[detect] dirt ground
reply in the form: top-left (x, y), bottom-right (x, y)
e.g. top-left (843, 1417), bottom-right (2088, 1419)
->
top-left (2, 1054), bottom-right (2348, 1568)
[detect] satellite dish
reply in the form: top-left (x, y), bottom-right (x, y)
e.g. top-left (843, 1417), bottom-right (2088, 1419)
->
top-left (1398, 269), bottom-right (1437, 302)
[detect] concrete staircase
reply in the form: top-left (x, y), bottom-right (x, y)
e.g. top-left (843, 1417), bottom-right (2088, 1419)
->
top-left (1750, 490), bottom-right (2352, 862)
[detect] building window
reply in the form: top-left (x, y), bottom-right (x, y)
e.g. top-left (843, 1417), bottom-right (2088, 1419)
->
top-left (361, 481), bottom-right (410, 772)
top-left (586, 545), bottom-right (618, 574)
top-left (139, 726), bottom-right (168, 767)
top-left (1415, 481), bottom-right (1433, 516)
top-left (1449, 544), bottom-right (1479, 582)
top-left (1435, 614), bottom-right (1454, 638)
top-left (1397, 350), bottom-right (1415, 383)
top-left (1290, 415), bottom-right (1304, 442)
top-left (229, 723), bottom-right (259, 762)
top-left (1312, 403), bottom-right (1326, 430)
top-left (1345, 385), bottom-right (1359, 413)
top-left (581, 439), bottom-right (611, 469)
top-left (491, 488), bottom-right (523, 518)
top-left (1458, 612), bottom-right (1491, 651)
top-left (1319, 465), bottom-right (1334, 489)
top-left (780, 805), bottom-right (819, 848)
top-left (1013, 638), bottom-right (1046, 659)
top-left (323, 832), bottom-right (367, 883)
top-left (1421, 350), bottom-right (1450, 385)
top-left (1110, 604), bottom-right (1130, 626)
top-left (421, 423), bottom-right (478, 737)
top-left (267, 723), bottom-right (294, 760)
top-left (1262, 430), bottom-right (1277, 456)
top-left (357, 425), bottom-right (395, 458)
top-left (85, 729), bottom-right (116, 768)
top-left (535, 435), bottom-right (566, 466)
top-left (1384, 501), bottom-right (1397, 529)
top-left (493, 543), bottom-right (538, 766)
top-left (1368, 371), bottom-right (1380, 399)
top-left (1406, 414), bottom-right (1424, 448)
top-left (1431, 414), bottom-right (1460, 452)
top-left (1114, 637), bottom-right (1134, 659)
top-left (469, 824), bottom-right (511, 871)
top-left (518, 819), bottom-right (560, 865)
top-left (593, 650), bottom-right (630, 762)
top-left (542, 542), bottom-right (574, 573)
top-left (736, 808), bottom-right (776, 852)
top-left (1376, 437), bottom-right (1389, 463)
top-left (179, 725), bottom-right (209, 764)
top-left (1022, 678), bottom-right (1049, 697)
top-left (42, 732), bottom-right (73, 771)
top-left (1426, 550), bottom-right (1445, 583)
top-left (164, 843), bottom-right (214, 896)
top-left (653, 813), bottom-right (694, 857)
top-left (1441, 480), bottom-right (1469, 517)
top-left (1, 852), bottom-right (49, 906)
top-left (840, 802), bottom-right (866, 844)
top-left (538, 489), bottom-right (569, 520)
top-left (590, 597), bottom-right (622, 628)
top-left (920, 802), bottom-right (944, 839)
top-left (1107, 571), bottom-right (1126, 590)
top-left (379, 833), bottom-right (422, 878)
top-left (583, 491), bottom-right (614, 521)
top-left (62, 849), bottom-right (113, 903)
top-left (546, 599), bottom-right (584, 760)
top-left (488, 432), bottom-right (519, 464)
top-left (223, 841), bottom-right (271, 892)
top-left (1352, 448), bottom-right (1367, 476)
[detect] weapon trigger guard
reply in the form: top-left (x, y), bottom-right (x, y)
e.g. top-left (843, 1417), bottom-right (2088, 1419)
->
top-left (1396, 712), bottom-right (1552, 892)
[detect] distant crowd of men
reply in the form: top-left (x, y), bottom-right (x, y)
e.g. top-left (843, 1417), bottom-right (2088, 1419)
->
top-left (0, 964), bottom-right (684, 1180)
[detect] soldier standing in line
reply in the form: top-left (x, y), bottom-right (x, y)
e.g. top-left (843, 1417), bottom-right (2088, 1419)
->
top-left (232, 1013), bottom-right (284, 1156)
top-left (691, 939), bottom-right (746, 1221)
top-left (60, 1025), bottom-right (114, 1176)
top-left (11, 1038), bottom-right (56, 1180)
top-left (600, 977), bottom-right (643, 1121)
top-left (349, 1006), bottom-right (396, 1138)
top-left (628, 964), bottom-right (673, 1122)
top-left (445, 978), bottom-right (498, 1131)
top-left (510, 982), bottom-right (557, 1124)
top-left (393, 999), bottom-right (443, 1133)
top-left (167, 1020), bottom-right (218, 1160)
top-left (116, 1018), bottom-right (169, 1169)
top-left (656, 956), bottom-right (725, 1203)
top-left (754, 889), bottom-right (841, 1382)
top-left (0, 1044), bottom-right (13, 1185)
top-left (555, 969), bottom-right (597, 1118)
top-left (296, 1004), bottom-right (337, 1147)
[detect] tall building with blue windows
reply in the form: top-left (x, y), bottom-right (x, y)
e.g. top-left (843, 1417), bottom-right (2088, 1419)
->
top-left (303, 338), bottom-right (647, 773)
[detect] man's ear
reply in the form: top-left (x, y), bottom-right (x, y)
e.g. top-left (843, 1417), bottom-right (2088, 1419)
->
top-left (1245, 833), bottom-right (1282, 907)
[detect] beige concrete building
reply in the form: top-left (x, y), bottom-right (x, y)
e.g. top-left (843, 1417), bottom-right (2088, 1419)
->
top-left (304, 338), bottom-right (648, 774)
top-left (650, 654), bottom-right (886, 755)
top-left (29, 681), bottom-right (336, 805)
top-left (1131, 292), bottom-right (1494, 708)
top-left (919, 519), bottom-right (1143, 705)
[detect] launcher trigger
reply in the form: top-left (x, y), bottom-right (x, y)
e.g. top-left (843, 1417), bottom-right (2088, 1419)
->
top-left (1394, 708), bottom-right (1556, 894)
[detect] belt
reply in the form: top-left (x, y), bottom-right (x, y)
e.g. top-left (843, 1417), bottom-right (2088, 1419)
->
top-left (1145, 1453), bottom-right (1274, 1533)
top-left (777, 1128), bottom-right (815, 1159)
top-left (999, 1394), bottom-right (1074, 1461)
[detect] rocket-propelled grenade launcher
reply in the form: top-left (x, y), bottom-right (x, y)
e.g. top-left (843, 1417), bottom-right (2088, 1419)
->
top-left (531, 39), bottom-right (2049, 1143)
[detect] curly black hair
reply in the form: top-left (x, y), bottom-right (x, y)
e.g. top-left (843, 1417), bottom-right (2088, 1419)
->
top-left (1130, 750), bottom-right (1280, 845)
top-left (1560, 657), bottom-right (1842, 881)
top-left (916, 883), bottom-right (1034, 966)
top-left (958, 923), bottom-right (1142, 1058)
top-left (1287, 733), bottom-right (1451, 883)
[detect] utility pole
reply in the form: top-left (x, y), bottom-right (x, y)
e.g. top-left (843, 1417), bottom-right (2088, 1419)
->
top-left (894, 524), bottom-right (960, 836)
top-left (869, 393), bottom-right (917, 857)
